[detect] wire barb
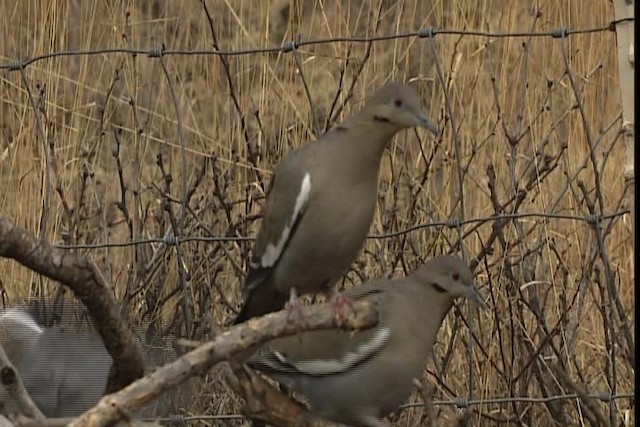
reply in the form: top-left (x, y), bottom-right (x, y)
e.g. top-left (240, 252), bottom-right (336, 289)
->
top-left (417, 27), bottom-right (437, 38)
top-left (8, 60), bottom-right (23, 71)
top-left (551, 28), bottom-right (568, 38)
top-left (281, 41), bottom-right (297, 53)
top-left (148, 47), bottom-right (164, 57)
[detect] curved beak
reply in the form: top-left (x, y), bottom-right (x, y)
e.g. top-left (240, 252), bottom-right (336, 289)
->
top-left (415, 112), bottom-right (439, 135)
top-left (464, 284), bottom-right (487, 309)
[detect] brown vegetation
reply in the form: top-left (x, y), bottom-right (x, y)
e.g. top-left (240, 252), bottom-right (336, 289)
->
top-left (0, 0), bottom-right (633, 425)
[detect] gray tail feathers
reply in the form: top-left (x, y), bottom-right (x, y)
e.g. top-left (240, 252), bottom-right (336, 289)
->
top-left (233, 286), bottom-right (289, 325)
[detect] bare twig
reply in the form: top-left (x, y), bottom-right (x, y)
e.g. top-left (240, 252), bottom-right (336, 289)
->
top-left (67, 300), bottom-right (377, 427)
top-left (0, 346), bottom-right (44, 419)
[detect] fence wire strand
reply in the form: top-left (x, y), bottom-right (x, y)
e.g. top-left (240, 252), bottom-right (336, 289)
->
top-left (0, 12), bottom-right (634, 427)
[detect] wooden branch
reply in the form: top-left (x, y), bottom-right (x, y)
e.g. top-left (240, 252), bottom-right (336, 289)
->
top-left (612, 0), bottom-right (635, 251)
top-left (67, 301), bottom-right (378, 427)
top-left (11, 414), bottom-right (161, 427)
top-left (0, 216), bottom-right (144, 394)
top-left (413, 378), bottom-right (437, 427)
top-left (550, 363), bottom-right (608, 426)
top-left (228, 364), bottom-right (345, 427)
top-left (0, 345), bottom-right (43, 420)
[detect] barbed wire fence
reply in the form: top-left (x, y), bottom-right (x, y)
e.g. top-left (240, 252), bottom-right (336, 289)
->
top-left (0, 3), bottom-right (634, 426)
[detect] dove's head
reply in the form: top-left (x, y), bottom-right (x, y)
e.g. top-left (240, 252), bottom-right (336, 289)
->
top-left (413, 255), bottom-right (486, 309)
top-left (361, 82), bottom-right (439, 134)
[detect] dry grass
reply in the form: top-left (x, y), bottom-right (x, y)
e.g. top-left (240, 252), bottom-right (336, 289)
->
top-left (0, 0), bottom-right (634, 425)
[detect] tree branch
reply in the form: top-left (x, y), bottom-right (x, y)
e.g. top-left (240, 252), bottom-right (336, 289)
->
top-left (0, 216), bottom-right (144, 394)
top-left (68, 301), bottom-right (377, 427)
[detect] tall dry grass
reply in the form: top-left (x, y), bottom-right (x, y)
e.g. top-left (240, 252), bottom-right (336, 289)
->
top-left (0, 0), bottom-right (634, 425)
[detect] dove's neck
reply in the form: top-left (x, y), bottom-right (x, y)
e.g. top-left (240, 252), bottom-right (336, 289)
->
top-left (336, 114), bottom-right (404, 168)
top-left (398, 280), bottom-right (455, 352)
top-left (417, 283), bottom-right (455, 325)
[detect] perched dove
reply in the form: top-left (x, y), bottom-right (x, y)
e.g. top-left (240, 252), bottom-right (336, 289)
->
top-left (248, 255), bottom-right (485, 427)
top-left (234, 82), bottom-right (438, 324)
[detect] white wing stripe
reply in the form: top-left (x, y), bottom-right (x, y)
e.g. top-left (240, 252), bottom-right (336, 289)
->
top-left (292, 327), bottom-right (390, 375)
top-left (293, 173), bottom-right (311, 219)
top-left (261, 173), bottom-right (311, 267)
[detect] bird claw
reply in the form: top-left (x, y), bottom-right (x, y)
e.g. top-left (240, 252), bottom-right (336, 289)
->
top-left (330, 291), bottom-right (356, 328)
top-left (284, 288), bottom-right (308, 328)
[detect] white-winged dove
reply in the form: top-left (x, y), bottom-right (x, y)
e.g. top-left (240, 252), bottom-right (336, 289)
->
top-left (0, 309), bottom-right (43, 363)
top-left (0, 309), bottom-right (111, 417)
top-left (234, 82), bottom-right (438, 324)
top-left (247, 255), bottom-right (485, 427)
top-left (0, 309), bottom-right (190, 418)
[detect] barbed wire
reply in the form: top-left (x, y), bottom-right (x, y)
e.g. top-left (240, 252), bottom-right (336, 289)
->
top-left (148, 391), bottom-right (635, 423)
top-left (0, 12), bottom-right (634, 426)
top-left (50, 209), bottom-right (630, 250)
top-left (402, 391), bottom-right (636, 409)
top-left (0, 20), bottom-right (633, 71)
